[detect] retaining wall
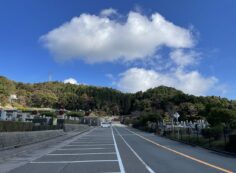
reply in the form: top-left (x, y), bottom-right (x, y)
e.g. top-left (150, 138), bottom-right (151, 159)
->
top-left (0, 124), bottom-right (91, 149)
top-left (0, 130), bottom-right (65, 149)
top-left (64, 124), bottom-right (90, 132)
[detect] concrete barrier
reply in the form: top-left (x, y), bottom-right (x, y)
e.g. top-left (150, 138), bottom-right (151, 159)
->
top-left (64, 124), bottom-right (90, 132)
top-left (0, 130), bottom-right (65, 149)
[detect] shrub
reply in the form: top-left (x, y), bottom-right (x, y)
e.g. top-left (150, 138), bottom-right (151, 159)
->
top-left (0, 121), bottom-right (33, 132)
top-left (32, 118), bottom-right (47, 125)
top-left (41, 111), bottom-right (56, 117)
top-left (226, 134), bottom-right (236, 153)
top-left (32, 125), bottom-right (59, 131)
top-left (66, 111), bottom-right (84, 117)
top-left (201, 125), bottom-right (223, 140)
top-left (201, 128), bottom-right (211, 138)
top-left (229, 134), bottom-right (236, 145)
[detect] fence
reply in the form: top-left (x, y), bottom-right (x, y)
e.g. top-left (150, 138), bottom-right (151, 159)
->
top-left (161, 126), bottom-right (236, 153)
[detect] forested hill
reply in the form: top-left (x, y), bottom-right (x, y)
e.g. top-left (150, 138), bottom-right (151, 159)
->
top-left (1, 76), bottom-right (236, 120)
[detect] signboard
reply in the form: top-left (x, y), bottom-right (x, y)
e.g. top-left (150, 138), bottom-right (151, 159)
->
top-left (173, 112), bottom-right (180, 119)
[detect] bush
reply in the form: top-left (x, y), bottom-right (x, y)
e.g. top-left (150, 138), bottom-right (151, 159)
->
top-left (229, 134), bottom-right (236, 145)
top-left (123, 118), bottom-right (132, 125)
top-left (66, 111), bottom-right (84, 117)
top-left (231, 121), bottom-right (236, 129)
top-left (226, 134), bottom-right (236, 153)
top-left (0, 121), bottom-right (33, 132)
top-left (32, 118), bottom-right (47, 125)
top-left (201, 128), bottom-right (211, 138)
top-left (201, 125), bottom-right (223, 140)
top-left (41, 111), bottom-right (56, 117)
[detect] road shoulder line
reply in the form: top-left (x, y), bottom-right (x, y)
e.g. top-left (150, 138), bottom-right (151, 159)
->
top-left (125, 127), bottom-right (233, 173)
top-left (30, 160), bottom-right (118, 164)
top-left (114, 127), bottom-right (155, 173)
top-left (111, 127), bottom-right (126, 173)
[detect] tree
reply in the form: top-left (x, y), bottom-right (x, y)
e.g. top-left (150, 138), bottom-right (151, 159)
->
top-left (207, 108), bottom-right (236, 127)
top-left (0, 76), bottom-right (16, 105)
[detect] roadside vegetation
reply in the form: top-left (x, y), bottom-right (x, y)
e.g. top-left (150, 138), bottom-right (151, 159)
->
top-left (1, 76), bottom-right (236, 152)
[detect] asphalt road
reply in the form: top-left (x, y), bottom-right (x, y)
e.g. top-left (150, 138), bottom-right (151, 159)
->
top-left (4, 125), bottom-right (236, 173)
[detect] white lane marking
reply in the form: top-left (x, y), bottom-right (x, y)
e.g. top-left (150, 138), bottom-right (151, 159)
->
top-left (124, 128), bottom-right (234, 173)
top-left (47, 152), bottom-right (116, 156)
top-left (71, 143), bottom-right (114, 145)
top-left (57, 148), bottom-right (107, 150)
top-left (111, 126), bottom-right (126, 173)
top-left (72, 142), bottom-right (113, 144)
top-left (73, 140), bottom-right (113, 141)
top-left (67, 144), bottom-right (114, 146)
top-left (75, 139), bottom-right (113, 140)
top-left (73, 141), bottom-right (113, 143)
top-left (114, 127), bottom-right (155, 173)
top-left (84, 135), bottom-right (112, 137)
top-left (31, 160), bottom-right (118, 164)
top-left (78, 138), bottom-right (113, 139)
top-left (100, 172), bottom-right (120, 173)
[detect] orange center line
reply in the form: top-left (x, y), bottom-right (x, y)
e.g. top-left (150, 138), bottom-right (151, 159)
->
top-left (124, 128), bottom-right (234, 173)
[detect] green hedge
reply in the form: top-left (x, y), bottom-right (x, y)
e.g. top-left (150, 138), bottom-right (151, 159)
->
top-left (66, 111), bottom-right (84, 117)
top-left (201, 125), bottom-right (223, 140)
top-left (0, 121), bottom-right (33, 132)
top-left (226, 134), bottom-right (236, 153)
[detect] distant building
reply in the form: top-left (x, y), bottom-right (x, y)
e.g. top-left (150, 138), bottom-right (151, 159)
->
top-left (9, 94), bottom-right (18, 103)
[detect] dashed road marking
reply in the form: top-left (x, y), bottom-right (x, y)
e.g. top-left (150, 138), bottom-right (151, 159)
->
top-left (57, 148), bottom-right (107, 150)
top-left (30, 160), bottom-right (118, 164)
top-left (67, 144), bottom-right (114, 146)
top-left (71, 142), bottom-right (113, 144)
top-left (47, 152), bottom-right (116, 156)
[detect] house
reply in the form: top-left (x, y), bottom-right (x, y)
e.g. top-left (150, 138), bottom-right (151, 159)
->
top-left (9, 94), bottom-right (18, 103)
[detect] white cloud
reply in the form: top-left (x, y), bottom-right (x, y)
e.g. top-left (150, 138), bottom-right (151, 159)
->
top-left (170, 49), bottom-right (199, 67)
top-left (41, 11), bottom-right (194, 63)
top-left (116, 67), bottom-right (218, 96)
top-left (100, 8), bottom-right (117, 17)
top-left (63, 78), bottom-right (78, 85)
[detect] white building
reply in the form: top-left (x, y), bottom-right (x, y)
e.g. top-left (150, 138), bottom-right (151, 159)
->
top-left (9, 94), bottom-right (18, 103)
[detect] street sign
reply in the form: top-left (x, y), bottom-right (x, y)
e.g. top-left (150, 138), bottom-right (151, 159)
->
top-left (173, 112), bottom-right (180, 119)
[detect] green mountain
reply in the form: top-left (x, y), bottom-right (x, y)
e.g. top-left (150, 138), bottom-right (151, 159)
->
top-left (1, 76), bottom-right (236, 122)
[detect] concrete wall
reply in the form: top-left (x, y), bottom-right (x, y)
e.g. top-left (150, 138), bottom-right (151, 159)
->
top-left (64, 124), bottom-right (90, 132)
top-left (0, 130), bottom-right (65, 149)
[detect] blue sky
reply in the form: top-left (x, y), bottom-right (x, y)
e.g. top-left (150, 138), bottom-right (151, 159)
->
top-left (0, 0), bottom-right (236, 99)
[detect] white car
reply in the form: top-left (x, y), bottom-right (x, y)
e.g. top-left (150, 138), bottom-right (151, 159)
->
top-left (101, 122), bottom-right (111, 128)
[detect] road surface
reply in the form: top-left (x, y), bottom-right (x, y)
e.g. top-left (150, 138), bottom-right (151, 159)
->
top-left (3, 125), bottom-right (236, 173)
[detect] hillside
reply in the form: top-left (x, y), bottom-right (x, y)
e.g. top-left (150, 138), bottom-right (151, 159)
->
top-left (1, 76), bottom-right (236, 122)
